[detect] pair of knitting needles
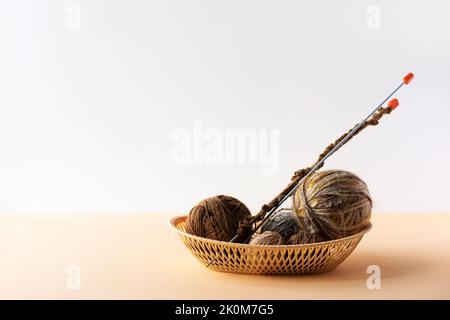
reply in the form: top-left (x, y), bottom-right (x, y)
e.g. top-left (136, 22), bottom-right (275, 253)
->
top-left (206, 72), bottom-right (414, 268)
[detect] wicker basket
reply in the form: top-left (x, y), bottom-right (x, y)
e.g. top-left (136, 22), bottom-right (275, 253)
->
top-left (170, 215), bottom-right (371, 275)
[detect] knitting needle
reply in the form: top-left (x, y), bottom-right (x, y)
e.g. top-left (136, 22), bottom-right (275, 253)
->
top-left (241, 73), bottom-right (413, 241)
top-left (206, 72), bottom-right (414, 268)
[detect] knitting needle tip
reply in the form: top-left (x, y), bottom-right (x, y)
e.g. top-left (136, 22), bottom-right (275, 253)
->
top-left (388, 98), bottom-right (399, 110)
top-left (403, 72), bottom-right (414, 85)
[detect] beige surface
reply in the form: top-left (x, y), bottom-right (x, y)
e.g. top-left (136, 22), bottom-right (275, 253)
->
top-left (0, 213), bottom-right (449, 299)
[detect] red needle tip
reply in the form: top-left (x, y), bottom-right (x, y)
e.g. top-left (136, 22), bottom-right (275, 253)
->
top-left (403, 72), bottom-right (414, 85)
top-left (388, 98), bottom-right (399, 110)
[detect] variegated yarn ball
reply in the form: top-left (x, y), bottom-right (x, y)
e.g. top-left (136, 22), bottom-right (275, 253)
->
top-left (288, 230), bottom-right (326, 245)
top-left (292, 170), bottom-right (372, 241)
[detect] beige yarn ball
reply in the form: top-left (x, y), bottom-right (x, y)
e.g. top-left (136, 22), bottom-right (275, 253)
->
top-left (292, 170), bottom-right (372, 240)
top-left (250, 231), bottom-right (284, 245)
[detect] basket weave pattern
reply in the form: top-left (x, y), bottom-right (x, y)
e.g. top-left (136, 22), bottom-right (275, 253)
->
top-left (170, 216), bottom-right (370, 275)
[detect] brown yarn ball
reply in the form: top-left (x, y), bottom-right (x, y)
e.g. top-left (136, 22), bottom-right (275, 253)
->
top-left (250, 231), bottom-right (284, 246)
top-left (292, 170), bottom-right (372, 241)
top-left (288, 231), bottom-right (326, 245)
top-left (185, 195), bottom-right (251, 242)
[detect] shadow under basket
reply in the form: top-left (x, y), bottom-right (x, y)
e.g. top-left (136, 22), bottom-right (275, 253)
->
top-left (170, 216), bottom-right (372, 275)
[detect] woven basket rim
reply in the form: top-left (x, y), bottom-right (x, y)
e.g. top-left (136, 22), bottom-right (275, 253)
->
top-left (169, 215), bottom-right (372, 249)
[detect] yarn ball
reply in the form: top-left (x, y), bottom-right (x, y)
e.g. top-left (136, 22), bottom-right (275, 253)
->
top-left (260, 209), bottom-right (301, 242)
top-left (288, 231), bottom-right (326, 245)
top-left (292, 170), bottom-right (372, 241)
top-left (250, 231), bottom-right (284, 245)
top-left (185, 195), bottom-right (251, 242)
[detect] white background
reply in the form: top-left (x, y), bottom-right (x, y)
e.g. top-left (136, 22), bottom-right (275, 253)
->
top-left (1, 0), bottom-right (449, 214)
